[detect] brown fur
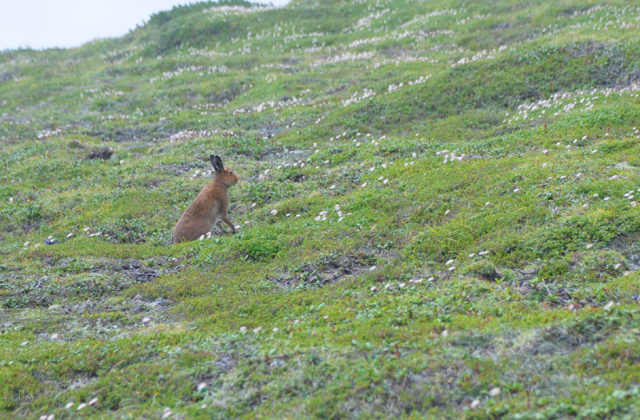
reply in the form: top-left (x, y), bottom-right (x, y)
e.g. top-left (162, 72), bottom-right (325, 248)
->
top-left (173, 155), bottom-right (239, 243)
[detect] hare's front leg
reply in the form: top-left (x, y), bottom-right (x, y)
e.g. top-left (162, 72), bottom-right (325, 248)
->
top-left (221, 215), bottom-right (236, 234)
top-left (215, 221), bottom-right (229, 235)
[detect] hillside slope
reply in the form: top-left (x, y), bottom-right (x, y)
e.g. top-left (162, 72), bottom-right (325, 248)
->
top-left (2, 0), bottom-right (640, 418)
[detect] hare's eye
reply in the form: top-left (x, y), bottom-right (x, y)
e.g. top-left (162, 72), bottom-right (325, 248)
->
top-left (229, 171), bottom-right (233, 175)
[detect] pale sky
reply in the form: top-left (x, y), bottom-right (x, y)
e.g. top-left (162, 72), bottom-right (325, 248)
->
top-left (0, 0), bottom-right (290, 51)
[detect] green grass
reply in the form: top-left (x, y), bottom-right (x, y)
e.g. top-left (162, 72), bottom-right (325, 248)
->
top-left (2, 0), bottom-right (640, 418)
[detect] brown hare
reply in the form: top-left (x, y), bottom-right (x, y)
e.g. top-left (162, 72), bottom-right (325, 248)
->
top-left (173, 155), bottom-right (239, 243)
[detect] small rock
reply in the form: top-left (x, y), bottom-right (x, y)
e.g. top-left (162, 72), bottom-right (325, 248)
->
top-left (489, 387), bottom-right (500, 397)
top-left (197, 382), bottom-right (208, 392)
top-left (149, 297), bottom-right (171, 307)
top-left (470, 399), bottom-right (480, 408)
top-left (77, 403), bottom-right (87, 411)
top-left (133, 294), bottom-right (144, 301)
top-left (48, 304), bottom-right (62, 312)
top-left (603, 301), bottom-right (615, 311)
top-left (142, 317), bottom-right (151, 324)
top-left (65, 402), bottom-right (74, 409)
top-left (88, 398), bottom-right (98, 406)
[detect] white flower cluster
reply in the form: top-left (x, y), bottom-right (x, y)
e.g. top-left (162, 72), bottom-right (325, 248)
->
top-left (310, 51), bottom-right (376, 68)
top-left (314, 205), bottom-right (351, 222)
top-left (436, 150), bottom-right (466, 163)
top-left (150, 65), bottom-right (228, 84)
top-left (169, 130), bottom-right (213, 143)
top-left (37, 128), bottom-right (62, 139)
top-left (505, 83), bottom-right (640, 124)
top-left (342, 89), bottom-right (376, 107)
top-left (204, 4), bottom-right (279, 18)
top-left (400, 9), bottom-right (462, 29)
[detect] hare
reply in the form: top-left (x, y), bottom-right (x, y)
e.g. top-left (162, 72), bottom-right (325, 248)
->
top-left (173, 155), bottom-right (239, 243)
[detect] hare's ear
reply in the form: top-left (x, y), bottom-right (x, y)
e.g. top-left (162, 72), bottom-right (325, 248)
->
top-left (210, 155), bottom-right (223, 172)
top-left (213, 155), bottom-right (224, 172)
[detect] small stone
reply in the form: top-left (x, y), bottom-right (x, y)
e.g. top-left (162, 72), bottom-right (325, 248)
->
top-left (65, 403), bottom-right (74, 409)
top-left (88, 398), bottom-right (98, 406)
top-left (270, 209), bottom-right (278, 215)
top-left (445, 259), bottom-right (454, 265)
top-left (51, 333), bottom-right (60, 340)
top-left (133, 294), bottom-right (143, 301)
top-left (470, 399), bottom-right (481, 408)
top-left (239, 326), bottom-right (247, 333)
top-left (369, 266), bottom-right (377, 271)
top-left (142, 317), bottom-right (151, 324)
top-left (370, 286), bottom-right (377, 292)
top-left (441, 330), bottom-right (449, 337)
top-left (603, 301), bottom-right (615, 311)
top-left (77, 403), bottom-right (87, 411)
top-left (201, 404), bottom-right (207, 409)
top-left (489, 387), bottom-right (500, 397)
top-left (273, 327), bottom-right (279, 332)
top-left (586, 244), bottom-right (593, 249)
top-left (47, 415), bottom-right (55, 420)
top-left (399, 283), bottom-right (406, 288)
top-left (162, 411), bottom-right (172, 419)
top-left (197, 382), bottom-right (208, 391)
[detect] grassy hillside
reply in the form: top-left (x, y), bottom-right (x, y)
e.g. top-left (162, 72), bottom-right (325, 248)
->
top-left (2, 0), bottom-right (640, 417)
